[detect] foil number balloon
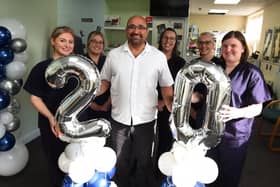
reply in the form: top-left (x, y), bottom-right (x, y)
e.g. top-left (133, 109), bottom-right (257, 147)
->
top-left (172, 60), bottom-right (231, 149)
top-left (45, 55), bottom-right (111, 142)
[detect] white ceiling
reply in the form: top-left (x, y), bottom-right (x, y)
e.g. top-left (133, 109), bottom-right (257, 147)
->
top-left (189, 0), bottom-right (280, 16)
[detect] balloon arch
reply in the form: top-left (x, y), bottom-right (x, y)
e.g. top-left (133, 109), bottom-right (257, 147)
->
top-left (0, 18), bottom-right (29, 176)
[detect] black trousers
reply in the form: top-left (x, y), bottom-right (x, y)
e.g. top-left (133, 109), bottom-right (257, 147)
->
top-left (153, 107), bottom-right (174, 181)
top-left (108, 119), bottom-right (157, 187)
top-left (39, 125), bottom-right (67, 187)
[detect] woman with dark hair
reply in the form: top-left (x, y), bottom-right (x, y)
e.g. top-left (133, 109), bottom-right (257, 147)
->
top-left (24, 26), bottom-right (76, 187)
top-left (155, 27), bottom-right (185, 180)
top-left (80, 31), bottom-right (111, 121)
top-left (207, 31), bottom-right (271, 187)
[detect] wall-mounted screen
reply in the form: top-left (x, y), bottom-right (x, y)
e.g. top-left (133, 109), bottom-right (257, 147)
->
top-left (150, 0), bottom-right (189, 17)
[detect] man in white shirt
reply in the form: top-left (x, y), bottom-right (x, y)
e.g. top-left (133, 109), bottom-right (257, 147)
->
top-left (99, 15), bottom-right (174, 187)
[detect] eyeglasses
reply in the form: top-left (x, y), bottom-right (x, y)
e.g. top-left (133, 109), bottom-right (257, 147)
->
top-left (90, 39), bottom-right (104, 45)
top-left (198, 40), bottom-right (212, 45)
top-left (126, 24), bottom-right (147, 31)
top-left (162, 36), bottom-right (176, 42)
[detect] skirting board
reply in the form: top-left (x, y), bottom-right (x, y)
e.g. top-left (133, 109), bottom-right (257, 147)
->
top-left (18, 128), bottom-right (40, 144)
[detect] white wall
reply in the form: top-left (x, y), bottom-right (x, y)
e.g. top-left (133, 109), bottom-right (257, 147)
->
top-left (57, 0), bottom-right (105, 48)
top-left (0, 0), bottom-right (57, 143)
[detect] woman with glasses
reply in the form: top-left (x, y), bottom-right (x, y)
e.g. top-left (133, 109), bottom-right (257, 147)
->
top-left (79, 31), bottom-right (111, 121)
top-left (190, 32), bottom-right (224, 129)
top-left (155, 27), bottom-right (186, 181)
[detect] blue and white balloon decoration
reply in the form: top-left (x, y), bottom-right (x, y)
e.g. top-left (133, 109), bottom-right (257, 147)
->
top-left (0, 18), bottom-right (29, 176)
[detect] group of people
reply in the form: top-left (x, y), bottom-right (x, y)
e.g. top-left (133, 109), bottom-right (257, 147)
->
top-left (23, 15), bottom-right (271, 187)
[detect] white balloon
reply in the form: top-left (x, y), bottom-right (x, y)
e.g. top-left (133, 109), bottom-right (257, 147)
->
top-left (13, 51), bottom-right (29, 63)
top-left (79, 140), bottom-right (105, 158)
top-left (110, 181), bottom-right (117, 187)
top-left (196, 156), bottom-right (218, 184)
top-left (0, 18), bottom-right (27, 39)
top-left (58, 152), bottom-right (71, 173)
top-left (68, 158), bottom-right (95, 184)
top-left (158, 151), bottom-right (177, 176)
top-left (5, 61), bottom-right (27, 80)
top-left (95, 146), bottom-right (117, 172)
top-left (0, 143), bottom-right (29, 176)
top-left (172, 144), bottom-right (189, 163)
top-left (0, 111), bottom-right (14, 125)
top-left (64, 143), bottom-right (83, 161)
top-left (172, 163), bottom-right (197, 187)
top-left (0, 123), bottom-right (6, 138)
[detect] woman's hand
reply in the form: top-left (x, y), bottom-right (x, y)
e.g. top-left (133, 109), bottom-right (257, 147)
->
top-left (218, 105), bottom-right (245, 122)
top-left (49, 116), bottom-right (60, 137)
top-left (218, 103), bottom-right (263, 122)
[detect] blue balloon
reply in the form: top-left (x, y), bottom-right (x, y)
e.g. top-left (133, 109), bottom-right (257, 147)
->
top-left (0, 131), bottom-right (16, 151)
top-left (0, 64), bottom-right (6, 81)
top-left (0, 26), bottom-right (11, 46)
top-left (106, 166), bottom-right (116, 179)
top-left (0, 89), bottom-right (10, 110)
top-left (194, 182), bottom-right (206, 187)
top-left (62, 175), bottom-right (85, 187)
top-left (161, 176), bottom-right (176, 187)
top-left (85, 171), bottom-right (110, 187)
top-left (0, 47), bottom-right (14, 65)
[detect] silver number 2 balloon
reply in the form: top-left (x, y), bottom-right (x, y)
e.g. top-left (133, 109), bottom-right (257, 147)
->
top-left (45, 55), bottom-right (111, 142)
top-left (172, 60), bottom-right (231, 149)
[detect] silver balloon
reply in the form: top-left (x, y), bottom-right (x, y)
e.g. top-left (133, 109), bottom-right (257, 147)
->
top-left (0, 79), bottom-right (21, 95)
top-left (10, 38), bottom-right (27, 53)
top-left (4, 115), bottom-right (20, 132)
top-left (45, 55), bottom-right (111, 142)
top-left (172, 60), bottom-right (231, 149)
top-left (5, 97), bottom-right (20, 114)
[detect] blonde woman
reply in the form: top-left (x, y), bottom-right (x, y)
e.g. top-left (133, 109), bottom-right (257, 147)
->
top-left (24, 26), bottom-right (75, 187)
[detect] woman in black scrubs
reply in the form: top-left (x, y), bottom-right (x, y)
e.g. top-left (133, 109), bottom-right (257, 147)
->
top-left (23, 26), bottom-right (76, 187)
top-left (155, 27), bottom-right (186, 181)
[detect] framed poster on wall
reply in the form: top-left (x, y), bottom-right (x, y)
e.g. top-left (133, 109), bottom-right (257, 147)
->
top-left (263, 28), bottom-right (273, 61)
top-left (272, 27), bottom-right (280, 63)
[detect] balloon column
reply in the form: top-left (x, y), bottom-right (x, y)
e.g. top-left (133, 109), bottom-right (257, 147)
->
top-left (158, 60), bottom-right (231, 187)
top-left (0, 18), bottom-right (29, 176)
top-left (45, 55), bottom-right (116, 187)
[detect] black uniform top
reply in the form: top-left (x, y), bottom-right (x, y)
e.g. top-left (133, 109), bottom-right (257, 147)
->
top-left (79, 54), bottom-right (111, 120)
top-left (85, 54), bottom-right (110, 105)
top-left (158, 55), bottom-right (186, 100)
top-left (23, 58), bottom-right (77, 129)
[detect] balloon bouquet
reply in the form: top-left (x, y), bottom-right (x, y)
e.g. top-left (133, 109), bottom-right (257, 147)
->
top-left (45, 55), bottom-right (116, 187)
top-left (158, 60), bottom-right (231, 187)
top-left (0, 18), bottom-right (29, 176)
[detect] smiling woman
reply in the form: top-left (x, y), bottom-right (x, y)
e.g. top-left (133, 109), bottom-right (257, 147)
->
top-left (23, 26), bottom-right (76, 187)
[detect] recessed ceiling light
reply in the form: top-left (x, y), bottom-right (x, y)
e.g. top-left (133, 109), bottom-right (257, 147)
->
top-left (208, 9), bottom-right (229, 14)
top-left (214, 0), bottom-right (240, 5)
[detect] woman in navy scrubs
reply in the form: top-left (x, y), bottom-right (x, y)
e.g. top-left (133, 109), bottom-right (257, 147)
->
top-left (207, 31), bottom-right (271, 187)
top-left (24, 26), bottom-right (76, 187)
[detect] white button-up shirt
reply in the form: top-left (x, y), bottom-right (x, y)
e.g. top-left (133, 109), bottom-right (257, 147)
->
top-left (101, 41), bottom-right (173, 125)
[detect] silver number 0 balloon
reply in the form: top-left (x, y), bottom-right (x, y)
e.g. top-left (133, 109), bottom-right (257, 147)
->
top-left (172, 60), bottom-right (231, 149)
top-left (45, 55), bottom-right (111, 142)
